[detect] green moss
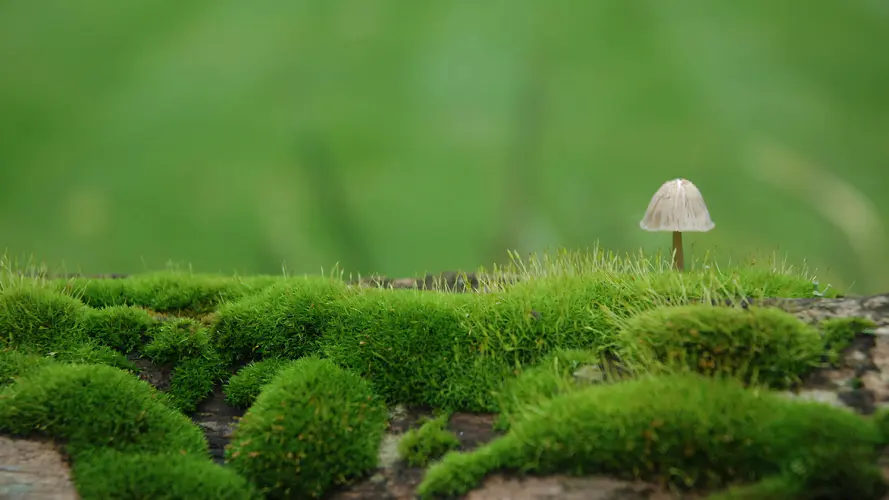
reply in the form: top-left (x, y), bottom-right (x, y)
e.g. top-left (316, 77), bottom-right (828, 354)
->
top-left (144, 318), bottom-right (223, 412)
top-left (397, 413), bottom-right (461, 467)
top-left (81, 305), bottom-right (158, 353)
top-left (321, 263), bottom-right (831, 413)
top-left (213, 278), bottom-right (349, 365)
top-left (872, 406), bottom-right (889, 445)
top-left (416, 374), bottom-right (884, 499)
top-left (0, 285), bottom-right (87, 352)
top-left (72, 450), bottom-right (259, 500)
top-left (225, 356), bottom-right (387, 498)
top-left (616, 305), bottom-right (825, 388)
top-left (494, 348), bottom-right (603, 430)
top-left (51, 341), bottom-right (138, 372)
top-left (0, 347), bottom-right (54, 388)
top-left (166, 354), bottom-right (225, 413)
top-left (1, 342), bottom-right (136, 390)
top-left (57, 271), bottom-right (267, 314)
top-left (145, 318), bottom-right (213, 363)
top-left (320, 288), bottom-right (495, 410)
top-left (0, 363), bottom-right (208, 459)
top-left (224, 357), bottom-right (296, 408)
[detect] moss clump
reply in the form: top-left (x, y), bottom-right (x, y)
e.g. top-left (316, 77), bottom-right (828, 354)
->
top-left (416, 374), bottom-right (884, 499)
top-left (0, 363), bottom-right (207, 459)
top-left (397, 413), bottom-right (461, 467)
top-left (225, 356), bottom-right (387, 498)
top-left (81, 305), bottom-right (158, 353)
top-left (0, 285), bottom-right (87, 352)
top-left (213, 278), bottom-right (349, 366)
top-left (320, 288), bottom-right (499, 411)
top-left (144, 318), bottom-right (223, 412)
top-left (224, 357), bottom-right (296, 408)
top-left (58, 271), bottom-right (266, 314)
top-left (616, 305), bottom-right (824, 388)
top-left (495, 348), bottom-right (603, 430)
top-left (145, 318), bottom-right (213, 363)
top-left (72, 450), bottom-right (258, 500)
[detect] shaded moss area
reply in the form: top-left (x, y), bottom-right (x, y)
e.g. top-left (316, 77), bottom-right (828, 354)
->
top-left (0, 249), bottom-right (880, 499)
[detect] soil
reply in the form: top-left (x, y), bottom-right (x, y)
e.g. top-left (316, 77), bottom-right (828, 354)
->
top-left (4, 277), bottom-right (889, 499)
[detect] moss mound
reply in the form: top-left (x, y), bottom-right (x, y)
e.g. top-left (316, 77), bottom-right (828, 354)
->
top-left (81, 304), bottom-right (158, 353)
top-left (72, 450), bottom-right (258, 500)
top-left (417, 374), bottom-right (884, 499)
top-left (616, 305), bottom-right (825, 388)
top-left (0, 363), bottom-right (208, 459)
top-left (397, 413), bottom-right (461, 467)
top-left (225, 356), bottom-right (387, 498)
top-left (224, 357), bottom-right (296, 408)
top-left (320, 288), bottom-right (494, 410)
top-left (213, 278), bottom-right (348, 365)
top-left (0, 285), bottom-right (87, 351)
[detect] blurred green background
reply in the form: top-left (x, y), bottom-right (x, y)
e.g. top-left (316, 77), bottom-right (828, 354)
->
top-left (1, 1), bottom-right (887, 293)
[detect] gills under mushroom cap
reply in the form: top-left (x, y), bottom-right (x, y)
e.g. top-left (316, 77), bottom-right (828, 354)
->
top-left (640, 178), bottom-right (715, 232)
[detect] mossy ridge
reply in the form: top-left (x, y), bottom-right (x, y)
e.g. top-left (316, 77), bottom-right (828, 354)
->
top-left (417, 374), bottom-right (885, 499)
top-left (0, 363), bottom-right (208, 460)
top-left (225, 356), bottom-right (388, 499)
top-left (53, 271), bottom-right (283, 315)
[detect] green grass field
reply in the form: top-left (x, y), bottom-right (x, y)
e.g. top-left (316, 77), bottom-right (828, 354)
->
top-left (1, 1), bottom-right (887, 293)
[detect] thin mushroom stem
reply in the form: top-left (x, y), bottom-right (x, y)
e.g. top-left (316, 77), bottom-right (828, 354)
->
top-left (672, 231), bottom-right (684, 271)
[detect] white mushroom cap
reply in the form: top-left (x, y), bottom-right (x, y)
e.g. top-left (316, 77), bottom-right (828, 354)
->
top-left (640, 178), bottom-right (715, 232)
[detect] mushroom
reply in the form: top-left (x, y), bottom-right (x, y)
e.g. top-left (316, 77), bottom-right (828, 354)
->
top-left (640, 178), bottom-right (714, 271)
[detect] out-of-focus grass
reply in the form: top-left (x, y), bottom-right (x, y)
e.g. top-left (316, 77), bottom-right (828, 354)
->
top-left (0, 1), bottom-right (886, 292)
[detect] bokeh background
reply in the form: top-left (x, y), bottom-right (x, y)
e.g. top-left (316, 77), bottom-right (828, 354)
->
top-left (1, 1), bottom-right (887, 293)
